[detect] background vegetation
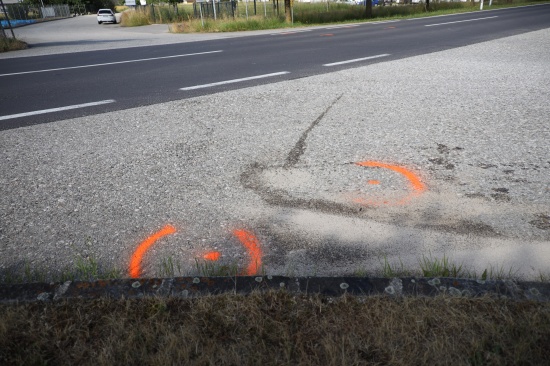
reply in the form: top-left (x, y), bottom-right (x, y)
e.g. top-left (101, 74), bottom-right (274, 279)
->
top-left (120, 0), bottom-right (547, 31)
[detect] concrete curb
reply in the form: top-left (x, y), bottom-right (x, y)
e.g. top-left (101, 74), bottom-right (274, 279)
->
top-left (1, 276), bottom-right (549, 303)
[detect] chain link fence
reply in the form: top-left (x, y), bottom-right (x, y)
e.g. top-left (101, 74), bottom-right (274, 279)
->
top-left (193, 0), bottom-right (282, 19)
top-left (1, 4), bottom-right (71, 29)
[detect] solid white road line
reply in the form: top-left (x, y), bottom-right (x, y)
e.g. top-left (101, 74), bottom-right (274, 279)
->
top-left (324, 25), bottom-right (360, 29)
top-left (323, 54), bottom-right (390, 67)
top-left (0, 51), bottom-right (223, 77)
top-left (179, 72), bottom-right (290, 91)
top-left (0, 100), bottom-right (115, 121)
top-left (425, 16), bottom-right (498, 27)
top-left (271, 29), bottom-right (313, 35)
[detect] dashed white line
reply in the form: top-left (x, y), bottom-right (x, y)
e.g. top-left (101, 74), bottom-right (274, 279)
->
top-left (0, 100), bottom-right (116, 121)
top-left (179, 72), bottom-right (290, 91)
top-left (0, 50), bottom-right (223, 77)
top-left (425, 16), bottom-right (498, 27)
top-left (323, 54), bottom-right (390, 67)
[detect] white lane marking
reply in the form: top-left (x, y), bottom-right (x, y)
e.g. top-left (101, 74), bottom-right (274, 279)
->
top-left (323, 53), bottom-right (390, 67)
top-left (366, 20), bottom-right (400, 24)
top-left (324, 25), bottom-right (360, 29)
top-left (0, 100), bottom-right (115, 121)
top-left (272, 29), bottom-right (312, 35)
top-left (408, 2), bottom-right (549, 22)
top-left (179, 72), bottom-right (290, 91)
top-left (0, 50), bottom-right (223, 77)
top-left (425, 16), bottom-right (498, 27)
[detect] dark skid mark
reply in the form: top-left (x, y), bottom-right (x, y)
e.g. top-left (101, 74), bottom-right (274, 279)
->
top-left (240, 163), bottom-right (363, 217)
top-left (423, 220), bottom-right (501, 237)
top-left (284, 94), bottom-right (343, 169)
top-left (530, 214), bottom-right (550, 230)
top-left (491, 193), bottom-right (511, 202)
top-left (437, 143), bottom-right (450, 154)
top-left (241, 163), bottom-right (504, 239)
top-left (492, 188), bottom-right (509, 193)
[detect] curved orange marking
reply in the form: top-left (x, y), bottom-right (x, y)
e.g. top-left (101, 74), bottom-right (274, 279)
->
top-left (203, 251), bottom-right (221, 261)
top-left (354, 161), bottom-right (426, 206)
top-left (367, 180), bottom-right (380, 185)
top-left (233, 229), bottom-right (262, 276)
top-left (129, 225), bottom-right (176, 278)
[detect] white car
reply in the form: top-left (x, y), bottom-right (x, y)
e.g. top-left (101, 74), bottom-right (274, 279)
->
top-left (97, 9), bottom-right (117, 24)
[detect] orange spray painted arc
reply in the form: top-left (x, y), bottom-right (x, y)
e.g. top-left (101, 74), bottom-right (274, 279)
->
top-left (129, 225), bottom-right (177, 278)
top-left (232, 229), bottom-right (263, 276)
top-left (354, 161), bottom-right (426, 206)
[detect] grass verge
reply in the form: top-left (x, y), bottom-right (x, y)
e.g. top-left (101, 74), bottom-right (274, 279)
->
top-left (0, 38), bottom-right (27, 53)
top-left (1, 291), bottom-right (549, 364)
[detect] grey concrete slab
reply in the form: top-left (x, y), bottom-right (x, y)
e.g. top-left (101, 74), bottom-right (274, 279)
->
top-left (1, 26), bottom-right (549, 281)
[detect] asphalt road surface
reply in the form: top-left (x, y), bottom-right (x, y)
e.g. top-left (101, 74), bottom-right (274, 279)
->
top-left (1, 5), bottom-right (549, 130)
top-left (0, 6), bottom-right (549, 280)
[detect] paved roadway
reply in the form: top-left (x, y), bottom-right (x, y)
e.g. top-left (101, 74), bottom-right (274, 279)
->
top-left (1, 5), bottom-right (549, 130)
top-left (0, 6), bottom-right (549, 280)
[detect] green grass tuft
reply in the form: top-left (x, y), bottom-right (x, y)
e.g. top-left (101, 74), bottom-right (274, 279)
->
top-left (194, 258), bottom-right (240, 277)
top-left (419, 253), bottom-right (465, 278)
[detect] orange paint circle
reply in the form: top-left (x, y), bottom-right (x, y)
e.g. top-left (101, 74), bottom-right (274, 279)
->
top-left (203, 251), bottom-right (221, 261)
top-left (129, 225), bottom-right (176, 278)
top-left (354, 161), bottom-right (425, 206)
top-left (233, 229), bottom-right (263, 276)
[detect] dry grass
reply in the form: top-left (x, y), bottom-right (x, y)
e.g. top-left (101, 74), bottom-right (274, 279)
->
top-left (1, 291), bottom-right (549, 365)
top-left (1, 38), bottom-right (27, 53)
top-left (120, 9), bottom-right (151, 27)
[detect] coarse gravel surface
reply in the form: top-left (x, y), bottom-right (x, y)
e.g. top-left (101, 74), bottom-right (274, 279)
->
top-left (1, 20), bottom-right (549, 280)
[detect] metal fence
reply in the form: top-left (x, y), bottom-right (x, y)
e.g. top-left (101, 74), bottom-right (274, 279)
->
top-left (1, 4), bottom-right (70, 29)
top-left (193, 0), bottom-right (282, 19)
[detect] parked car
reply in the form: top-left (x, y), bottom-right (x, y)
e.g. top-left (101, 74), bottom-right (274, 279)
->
top-left (97, 9), bottom-right (116, 24)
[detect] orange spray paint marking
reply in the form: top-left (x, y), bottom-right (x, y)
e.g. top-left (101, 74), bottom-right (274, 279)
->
top-left (354, 161), bottom-right (426, 206)
top-left (232, 229), bottom-right (263, 276)
top-left (356, 161), bottom-right (425, 191)
top-left (129, 225), bottom-right (176, 278)
top-left (367, 180), bottom-right (381, 185)
top-left (203, 251), bottom-right (221, 261)
top-left (321, 34), bottom-right (334, 37)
